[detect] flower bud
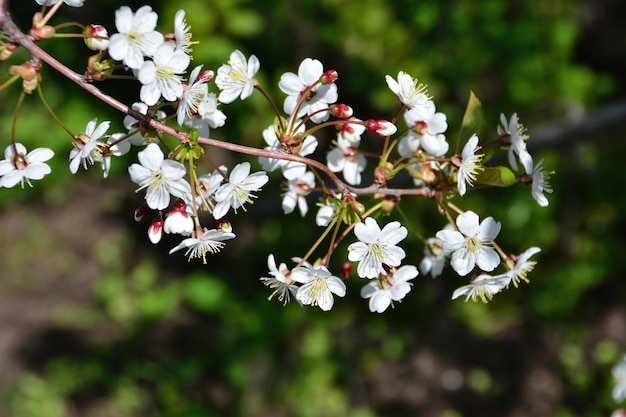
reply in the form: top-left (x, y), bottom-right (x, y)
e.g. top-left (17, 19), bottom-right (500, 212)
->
top-left (366, 120), bottom-right (397, 136)
top-left (84, 24), bottom-right (109, 51)
top-left (340, 262), bottom-right (352, 279)
top-left (0, 42), bottom-right (18, 61)
top-left (330, 104), bottom-right (353, 118)
top-left (134, 202), bottom-right (152, 222)
top-left (148, 217), bottom-right (164, 244)
top-left (196, 69), bottom-right (214, 84)
top-left (163, 200), bottom-right (194, 236)
top-left (215, 218), bottom-right (233, 233)
top-left (321, 69), bottom-right (338, 84)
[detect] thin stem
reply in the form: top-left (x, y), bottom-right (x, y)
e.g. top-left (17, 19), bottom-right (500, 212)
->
top-left (11, 90), bottom-right (25, 150)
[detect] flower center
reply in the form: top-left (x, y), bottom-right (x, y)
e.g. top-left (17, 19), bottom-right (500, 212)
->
top-left (12, 153), bottom-right (28, 170)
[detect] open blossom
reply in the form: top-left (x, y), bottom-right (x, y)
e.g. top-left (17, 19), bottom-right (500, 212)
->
top-left (128, 143), bottom-right (192, 210)
top-left (420, 233), bottom-right (451, 278)
top-left (108, 5), bottom-right (164, 70)
top-left (291, 265), bottom-right (346, 311)
top-left (501, 247), bottom-right (541, 288)
top-left (361, 265), bottom-right (418, 313)
top-left (348, 217), bottom-right (408, 279)
top-left (260, 254), bottom-right (298, 305)
top-left (69, 118), bottom-right (110, 174)
top-left (138, 43), bottom-right (190, 105)
top-left (498, 113), bottom-right (533, 174)
top-left (530, 159), bottom-right (552, 207)
top-left (0, 143), bottom-right (54, 188)
top-left (215, 50), bottom-right (260, 104)
top-left (436, 211), bottom-right (501, 276)
top-left (327, 135), bottom-right (366, 185)
top-left (282, 171), bottom-right (315, 216)
top-left (456, 134), bottom-right (483, 196)
top-left (173, 9), bottom-right (193, 54)
top-left (36, 0), bottom-right (84, 6)
top-left (258, 125), bottom-right (318, 180)
top-left (613, 354), bottom-right (626, 402)
top-left (123, 102), bottom-right (167, 146)
top-left (169, 228), bottom-right (236, 263)
top-left (279, 58), bottom-right (338, 123)
top-left (452, 273), bottom-right (508, 303)
top-left (385, 71), bottom-right (430, 110)
top-left (212, 162), bottom-right (269, 219)
top-left (177, 65), bottom-right (210, 126)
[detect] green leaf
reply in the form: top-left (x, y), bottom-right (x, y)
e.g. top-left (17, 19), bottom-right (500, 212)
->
top-left (455, 91), bottom-right (484, 153)
top-left (476, 166), bottom-right (516, 187)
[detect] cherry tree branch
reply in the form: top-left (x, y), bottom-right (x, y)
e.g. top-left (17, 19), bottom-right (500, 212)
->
top-left (0, 6), bottom-right (430, 198)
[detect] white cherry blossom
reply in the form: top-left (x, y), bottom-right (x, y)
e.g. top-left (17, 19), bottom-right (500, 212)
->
top-left (258, 125), bottom-right (317, 180)
top-left (282, 171), bottom-right (315, 216)
top-left (36, 0), bottom-right (84, 7)
top-left (169, 228), bottom-right (236, 263)
top-left (456, 134), bottom-right (483, 196)
top-left (385, 71), bottom-right (430, 110)
top-left (215, 50), bottom-right (260, 104)
top-left (260, 254), bottom-right (298, 305)
top-left (498, 113), bottom-right (533, 174)
top-left (613, 354), bottom-right (626, 402)
top-left (0, 143), bottom-right (54, 188)
top-left (108, 5), bottom-right (164, 70)
top-left (436, 211), bottom-right (501, 276)
top-left (173, 9), bottom-right (193, 54)
top-left (501, 247), bottom-right (541, 288)
top-left (138, 43), bottom-right (190, 105)
top-left (348, 217), bottom-right (408, 279)
top-left (291, 265), bottom-right (346, 311)
top-left (451, 273), bottom-right (508, 303)
top-left (69, 118), bottom-right (110, 174)
top-left (327, 135), bottom-right (366, 185)
top-left (128, 143), bottom-right (192, 210)
top-left (530, 159), bottom-right (552, 207)
top-left (212, 162), bottom-right (268, 219)
top-left (279, 58), bottom-right (338, 123)
top-left (361, 265), bottom-right (418, 313)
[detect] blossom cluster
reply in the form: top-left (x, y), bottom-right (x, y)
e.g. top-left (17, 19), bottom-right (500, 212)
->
top-left (0, 1), bottom-right (554, 313)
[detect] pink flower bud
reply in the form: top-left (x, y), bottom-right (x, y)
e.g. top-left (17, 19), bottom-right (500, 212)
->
top-left (148, 217), bottom-right (164, 244)
top-left (84, 24), bottom-right (109, 51)
top-left (321, 69), bottom-right (338, 84)
top-left (366, 120), bottom-right (397, 136)
top-left (196, 69), bottom-right (214, 84)
top-left (164, 200), bottom-right (194, 236)
top-left (330, 104), bottom-right (353, 118)
top-left (340, 262), bottom-right (352, 279)
top-left (134, 202), bottom-right (152, 222)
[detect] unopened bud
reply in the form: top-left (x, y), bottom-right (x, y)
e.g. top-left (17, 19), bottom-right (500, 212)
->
top-left (0, 42), bottom-right (18, 61)
top-left (31, 14), bottom-right (55, 40)
top-left (215, 218), bottom-right (232, 233)
top-left (340, 262), bottom-right (352, 279)
top-left (374, 162), bottom-right (394, 186)
top-left (366, 119), bottom-right (397, 136)
top-left (196, 69), bottom-right (214, 84)
top-left (84, 24), bottom-right (109, 51)
top-left (380, 195), bottom-right (399, 213)
top-left (321, 69), bottom-right (338, 84)
top-left (134, 202), bottom-right (152, 222)
top-left (148, 217), bottom-right (164, 244)
top-left (330, 104), bottom-right (353, 118)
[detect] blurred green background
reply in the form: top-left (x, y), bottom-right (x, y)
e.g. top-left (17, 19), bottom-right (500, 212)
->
top-left (1, 0), bottom-right (625, 416)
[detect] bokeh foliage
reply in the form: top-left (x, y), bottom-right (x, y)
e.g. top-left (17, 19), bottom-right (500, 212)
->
top-left (1, 0), bottom-right (625, 416)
